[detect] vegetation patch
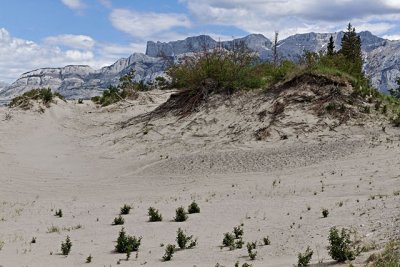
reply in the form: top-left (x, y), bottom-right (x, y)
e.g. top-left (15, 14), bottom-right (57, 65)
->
top-left (366, 241), bottom-right (400, 267)
top-left (9, 88), bottom-right (65, 110)
top-left (148, 207), bottom-right (162, 222)
top-left (61, 236), bottom-right (72, 256)
top-left (327, 227), bottom-right (356, 262)
top-left (115, 227), bottom-right (142, 253)
top-left (91, 70), bottom-right (149, 106)
top-left (176, 228), bottom-right (197, 249)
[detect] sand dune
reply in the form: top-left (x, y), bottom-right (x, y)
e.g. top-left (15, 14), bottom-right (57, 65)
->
top-left (0, 91), bottom-right (399, 266)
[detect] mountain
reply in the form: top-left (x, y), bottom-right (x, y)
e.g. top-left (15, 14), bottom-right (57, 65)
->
top-left (0, 54), bottom-right (166, 99)
top-left (1, 31), bottom-right (399, 100)
top-left (0, 81), bottom-right (8, 92)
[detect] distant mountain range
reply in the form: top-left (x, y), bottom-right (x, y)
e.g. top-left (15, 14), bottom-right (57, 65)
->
top-left (1, 31), bottom-right (399, 100)
top-left (0, 81), bottom-right (9, 92)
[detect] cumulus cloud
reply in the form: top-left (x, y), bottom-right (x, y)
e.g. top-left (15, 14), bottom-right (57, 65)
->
top-left (110, 9), bottom-right (192, 40)
top-left (181, 0), bottom-right (400, 38)
top-left (61, 0), bottom-right (85, 10)
top-left (383, 34), bottom-right (400, 40)
top-left (0, 28), bottom-right (144, 83)
top-left (44, 34), bottom-right (95, 50)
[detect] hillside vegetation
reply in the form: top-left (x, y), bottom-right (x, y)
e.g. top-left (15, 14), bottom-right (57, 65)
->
top-left (9, 88), bottom-right (65, 111)
top-left (124, 24), bottom-right (400, 128)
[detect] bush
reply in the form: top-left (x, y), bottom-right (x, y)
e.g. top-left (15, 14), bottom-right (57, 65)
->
top-left (188, 201), bottom-right (200, 214)
top-left (176, 228), bottom-right (197, 249)
top-left (322, 209), bottom-right (329, 218)
top-left (247, 242), bottom-right (257, 260)
top-left (392, 111), bottom-right (400, 127)
top-left (174, 207), bottom-right (188, 222)
top-left (327, 227), bottom-right (355, 262)
top-left (222, 232), bottom-right (235, 248)
top-left (162, 244), bottom-right (176, 261)
top-left (120, 204), bottom-right (132, 215)
top-left (86, 254), bottom-right (92, 263)
top-left (9, 88), bottom-right (62, 109)
top-left (298, 246), bottom-right (313, 266)
top-left (366, 241), bottom-right (400, 267)
top-left (61, 236), bottom-right (72, 255)
top-left (148, 207), bottom-right (162, 222)
top-left (55, 209), bottom-right (63, 218)
top-left (113, 215), bottom-right (125, 225)
top-left (263, 237), bottom-right (271, 245)
top-left (115, 228), bottom-right (142, 253)
top-left (233, 225), bottom-right (244, 239)
top-left (91, 70), bottom-right (144, 106)
top-left (235, 238), bottom-right (244, 249)
top-left (167, 44), bottom-right (262, 92)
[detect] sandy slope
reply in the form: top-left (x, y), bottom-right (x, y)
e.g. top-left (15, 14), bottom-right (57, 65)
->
top-left (0, 93), bottom-right (399, 267)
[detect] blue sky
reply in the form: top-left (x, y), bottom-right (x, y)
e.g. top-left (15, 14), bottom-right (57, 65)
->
top-left (1, 0), bottom-right (400, 83)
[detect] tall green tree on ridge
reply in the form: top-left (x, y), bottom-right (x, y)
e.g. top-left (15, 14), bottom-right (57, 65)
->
top-left (340, 23), bottom-right (363, 77)
top-left (327, 35), bottom-right (335, 56)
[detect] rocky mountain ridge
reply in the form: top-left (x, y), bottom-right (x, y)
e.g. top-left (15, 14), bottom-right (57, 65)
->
top-left (1, 31), bottom-right (399, 100)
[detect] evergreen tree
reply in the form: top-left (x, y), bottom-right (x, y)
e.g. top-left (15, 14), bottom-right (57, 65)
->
top-left (327, 35), bottom-right (335, 56)
top-left (389, 78), bottom-right (400, 98)
top-left (340, 23), bottom-right (363, 76)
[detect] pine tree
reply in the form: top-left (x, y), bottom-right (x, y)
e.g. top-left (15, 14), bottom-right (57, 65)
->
top-left (340, 23), bottom-right (363, 76)
top-left (327, 35), bottom-right (335, 56)
top-left (389, 78), bottom-right (400, 98)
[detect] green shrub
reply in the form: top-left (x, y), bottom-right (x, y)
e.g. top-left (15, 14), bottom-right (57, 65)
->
top-left (86, 254), bottom-right (92, 263)
top-left (174, 207), bottom-right (188, 222)
top-left (366, 241), bottom-right (400, 267)
top-left (235, 238), bottom-right (244, 249)
top-left (222, 232), bottom-right (235, 247)
top-left (162, 244), bottom-right (176, 261)
top-left (148, 207), bottom-right (162, 222)
top-left (61, 236), bottom-right (72, 255)
top-left (91, 70), bottom-right (145, 106)
top-left (298, 246), bottom-right (313, 266)
top-left (247, 242), bottom-right (257, 260)
top-left (176, 228), bottom-right (197, 249)
top-left (233, 225), bottom-right (244, 239)
top-left (167, 45), bottom-right (262, 92)
top-left (327, 227), bottom-right (355, 262)
top-left (55, 209), bottom-right (63, 218)
top-left (188, 201), bottom-right (200, 214)
top-left (263, 236), bottom-right (271, 245)
top-left (392, 111), bottom-right (400, 127)
top-left (322, 209), bottom-right (329, 218)
top-left (247, 242), bottom-right (257, 253)
top-left (9, 88), bottom-right (63, 109)
top-left (113, 215), bottom-right (125, 225)
top-left (120, 204), bottom-right (132, 215)
top-left (115, 228), bottom-right (142, 253)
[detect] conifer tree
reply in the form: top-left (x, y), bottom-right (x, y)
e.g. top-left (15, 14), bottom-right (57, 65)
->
top-left (340, 23), bottom-right (363, 76)
top-left (389, 78), bottom-right (400, 98)
top-left (327, 35), bottom-right (335, 56)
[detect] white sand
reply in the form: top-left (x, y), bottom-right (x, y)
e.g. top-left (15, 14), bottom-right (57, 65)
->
top-left (0, 92), bottom-right (399, 266)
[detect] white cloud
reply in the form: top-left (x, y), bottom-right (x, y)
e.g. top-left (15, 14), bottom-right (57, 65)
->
top-left (0, 28), bottom-right (145, 83)
top-left (61, 0), bottom-right (85, 10)
top-left (110, 9), bottom-right (192, 40)
top-left (181, 0), bottom-right (400, 39)
top-left (98, 43), bottom-right (146, 56)
top-left (383, 34), bottom-right (400, 40)
top-left (44, 34), bottom-right (95, 50)
top-left (98, 0), bottom-right (112, 8)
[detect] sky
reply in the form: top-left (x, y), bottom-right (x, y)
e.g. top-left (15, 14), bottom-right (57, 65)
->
top-left (1, 0), bottom-right (400, 83)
